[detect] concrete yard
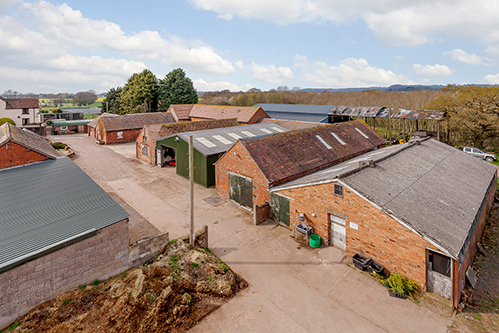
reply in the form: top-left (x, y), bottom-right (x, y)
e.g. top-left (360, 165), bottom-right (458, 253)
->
top-left (52, 134), bottom-right (452, 332)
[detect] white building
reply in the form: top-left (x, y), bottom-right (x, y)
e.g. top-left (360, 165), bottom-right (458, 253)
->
top-left (0, 97), bottom-right (39, 126)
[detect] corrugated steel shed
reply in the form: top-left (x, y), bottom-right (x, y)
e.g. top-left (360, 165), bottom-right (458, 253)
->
top-left (329, 105), bottom-right (445, 120)
top-left (254, 103), bottom-right (334, 114)
top-left (264, 112), bottom-right (329, 123)
top-left (159, 123), bottom-right (288, 156)
top-left (52, 119), bottom-right (92, 127)
top-left (329, 106), bottom-right (385, 118)
top-left (0, 157), bottom-right (130, 270)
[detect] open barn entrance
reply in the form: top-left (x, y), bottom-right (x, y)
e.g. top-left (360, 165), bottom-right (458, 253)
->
top-left (161, 146), bottom-right (176, 167)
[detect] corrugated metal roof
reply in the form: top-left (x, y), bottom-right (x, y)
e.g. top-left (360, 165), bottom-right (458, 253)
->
top-left (341, 139), bottom-right (496, 258)
top-left (258, 118), bottom-right (321, 130)
top-left (254, 103), bottom-right (334, 114)
top-left (241, 120), bottom-right (387, 185)
top-left (0, 157), bottom-right (130, 269)
top-left (329, 105), bottom-right (445, 120)
top-left (0, 123), bottom-right (58, 159)
top-left (52, 119), bottom-right (92, 127)
top-left (329, 106), bottom-right (385, 117)
top-left (160, 123), bottom-right (288, 156)
top-left (265, 112), bottom-right (329, 123)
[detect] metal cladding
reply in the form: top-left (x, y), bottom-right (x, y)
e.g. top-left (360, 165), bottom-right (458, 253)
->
top-left (329, 106), bottom-right (446, 120)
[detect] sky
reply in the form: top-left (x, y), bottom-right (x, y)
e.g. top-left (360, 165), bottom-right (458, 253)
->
top-left (2, 0), bottom-right (499, 94)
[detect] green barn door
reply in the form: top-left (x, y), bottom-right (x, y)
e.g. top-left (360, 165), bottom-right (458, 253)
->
top-left (270, 193), bottom-right (290, 226)
top-left (229, 173), bottom-right (253, 209)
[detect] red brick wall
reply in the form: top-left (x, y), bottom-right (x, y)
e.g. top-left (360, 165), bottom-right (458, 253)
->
top-left (104, 129), bottom-right (141, 144)
top-left (247, 108), bottom-right (270, 124)
top-left (0, 142), bottom-right (49, 170)
top-left (455, 178), bottom-right (497, 306)
top-left (135, 130), bottom-right (156, 164)
top-left (274, 182), bottom-right (439, 289)
top-left (0, 219), bottom-right (130, 329)
top-left (215, 141), bottom-right (270, 207)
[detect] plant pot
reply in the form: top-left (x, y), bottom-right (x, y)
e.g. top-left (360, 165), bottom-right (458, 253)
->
top-left (367, 260), bottom-right (385, 275)
top-left (352, 254), bottom-right (371, 271)
top-left (388, 290), bottom-right (406, 299)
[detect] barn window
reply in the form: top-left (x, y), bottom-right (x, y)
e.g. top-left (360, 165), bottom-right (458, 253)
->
top-left (142, 144), bottom-right (148, 156)
top-left (117, 131), bottom-right (124, 139)
top-left (61, 126), bottom-right (68, 130)
top-left (334, 184), bottom-right (343, 197)
top-left (428, 250), bottom-right (451, 277)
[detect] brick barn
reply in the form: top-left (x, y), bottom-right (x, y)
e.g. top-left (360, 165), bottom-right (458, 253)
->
top-left (156, 123), bottom-right (287, 187)
top-left (136, 118), bottom-right (239, 165)
top-left (270, 138), bottom-right (497, 307)
top-left (0, 123), bottom-right (58, 169)
top-left (215, 120), bottom-right (386, 212)
top-left (0, 157), bottom-right (130, 329)
top-left (52, 119), bottom-right (91, 135)
top-left (88, 112), bottom-right (173, 144)
top-left (167, 104), bottom-right (270, 124)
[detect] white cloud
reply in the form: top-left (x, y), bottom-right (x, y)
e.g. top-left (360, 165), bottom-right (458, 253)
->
top-left (483, 74), bottom-right (499, 84)
top-left (47, 55), bottom-right (147, 76)
top-left (191, 0), bottom-right (499, 47)
top-left (18, 1), bottom-right (235, 75)
top-left (413, 64), bottom-right (452, 77)
top-left (443, 49), bottom-right (493, 65)
top-left (295, 56), bottom-right (413, 87)
top-left (0, 0), bottom-right (20, 15)
top-left (234, 60), bottom-right (244, 69)
top-left (193, 78), bottom-right (252, 92)
top-left (249, 63), bottom-right (294, 83)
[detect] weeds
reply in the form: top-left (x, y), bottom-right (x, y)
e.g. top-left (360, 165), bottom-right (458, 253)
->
top-left (183, 293), bottom-right (192, 304)
top-left (90, 279), bottom-right (101, 287)
top-left (169, 254), bottom-right (181, 281)
top-left (190, 262), bottom-right (199, 268)
top-left (218, 264), bottom-right (229, 273)
top-left (1, 322), bottom-right (19, 332)
top-left (61, 298), bottom-right (70, 307)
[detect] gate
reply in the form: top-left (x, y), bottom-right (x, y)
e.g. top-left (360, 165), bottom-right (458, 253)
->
top-left (229, 173), bottom-right (253, 209)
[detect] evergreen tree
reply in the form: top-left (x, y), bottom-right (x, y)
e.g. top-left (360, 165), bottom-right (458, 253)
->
top-left (120, 69), bottom-right (159, 114)
top-left (101, 87), bottom-right (122, 114)
top-left (158, 68), bottom-right (198, 109)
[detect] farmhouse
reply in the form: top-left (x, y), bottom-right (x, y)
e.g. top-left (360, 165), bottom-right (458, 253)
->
top-left (0, 157), bottom-right (130, 328)
top-left (136, 118), bottom-right (239, 165)
top-left (167, 104), bottom-right (270, 124)
top-left (270, 138), bottom-right (497, 307)
top-left (0, 97), bottom-right (39, 127)
top-left (88, 112), bottom-right (173, 144)
top-left (0, 123), bottom-right (58, 169)
top-left (215, 120), bottom-right (386, 210)
top-left (156, 123), bottom-right (287, 187)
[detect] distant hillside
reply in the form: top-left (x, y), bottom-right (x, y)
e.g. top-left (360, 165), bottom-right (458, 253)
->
top-left (300, 84), bottom-right (446, 93)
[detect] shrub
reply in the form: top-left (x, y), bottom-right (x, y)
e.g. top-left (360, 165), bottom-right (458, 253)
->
top-left (0, 118), bottom-right (15, 126)
top-left (52, 142), bottom-right (67, 149)
top-left (384, 273), bottom-right (420, 298)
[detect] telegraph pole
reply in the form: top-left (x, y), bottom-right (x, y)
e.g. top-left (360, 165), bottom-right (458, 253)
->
top-left (189, 135), bottom-right (194, 245)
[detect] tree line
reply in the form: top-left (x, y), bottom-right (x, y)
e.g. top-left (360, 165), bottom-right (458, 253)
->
top-left (101, 68), bottom-right (198, 114)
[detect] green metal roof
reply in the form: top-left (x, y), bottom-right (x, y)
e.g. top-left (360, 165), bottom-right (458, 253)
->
top-left (0, 157), bottom-right (130, 272)
top-left (52, 119), bottom-right (92, 127)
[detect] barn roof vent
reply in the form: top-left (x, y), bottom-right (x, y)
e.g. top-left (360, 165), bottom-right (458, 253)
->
top-left (316, 135), bottom-right (332, 149)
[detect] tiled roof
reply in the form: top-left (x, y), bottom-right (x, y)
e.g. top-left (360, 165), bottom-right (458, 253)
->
top-left (241, 120), bottom-right (386, 185)
top-left (87, 113), bottom-right (117, 128)
top-left (168, 104), bottom-right (195, 121)
top-left (146, 118), bottom-right (239, 144)
top-left (258, 118), bottom-right (321, 130)
top-left (0, 123), bottom-right (58, 159)
top-left (189, 105), bottom-right (267, 123)
top-left (100, 113), bottom-right (174, 131)
top-left (1, 97), bottom-right (39, 109)
top-left (0, 157), bottom-right (129, 271)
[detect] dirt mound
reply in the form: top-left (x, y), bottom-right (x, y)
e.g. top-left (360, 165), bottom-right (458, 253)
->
top-left (11, 240), bottom-right (247, 332)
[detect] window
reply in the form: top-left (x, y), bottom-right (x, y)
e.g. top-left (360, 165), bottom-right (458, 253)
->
top-left (117, 131), bottom-right (124, 139)
top-left (142, 144), bottom-right (148, 156)
top-left (428, 250), bottom-right (451, 277)
top-left (334, 184), bottom-right (343, 197)
top-left (22, 108), bottom-right (29, 115)
top-left (143, 134), bottom-right (147, 143)
top-left (464, 147), bottom-right (471, 152)
top-left (22, 118), bottom-right (29, 126)
top-left (61, 126), bottom-right (68, 130)
top-left (472, 148), bottom-right (483, 154)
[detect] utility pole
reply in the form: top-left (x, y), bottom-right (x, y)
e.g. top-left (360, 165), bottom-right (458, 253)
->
top-left (189, 135), bottom-right (194, 245)
top-left (106, 101), bottom-right (108, 113)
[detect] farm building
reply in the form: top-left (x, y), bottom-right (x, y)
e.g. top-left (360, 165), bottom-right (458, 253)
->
top-left (257, 118), bottom-right (321, 130)
top-left (270, 138), bottom-right (497, 307)
top-left (215, 120), bottom-right (386, 210)
top-left (0, 157), bottom-right (130, 328)
top-left (52, 119), bottom-right (91, 135)
top-left (0, 97), bottom-right (39, 127)
top-left (167, 104), bottom-right (270, 124)
top-left (136, 118), bottom-right (239, 165)
top-left (0, 123), bottom-right (58, 169)
top-left (156, 123), bottom-right (287, 187)
top-left (88, 113), bottom-right (173, 144)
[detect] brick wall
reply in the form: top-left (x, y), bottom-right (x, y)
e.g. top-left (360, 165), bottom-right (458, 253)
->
top-left (247, 108), bottom-right (270, 124)
top-left (0, 142), bottom-right (49, 170)
top-left (0, 219), bottom-right (130, 328)
top-left (254, 202), bottom-right (270, 225)
top-left (104, 129), bottom-right (141, 144)
top-left (455, 179), bottom-right (497, 306)
top-left (215, 141), bottom-right (270, 208)
top-left (135, 129), bottom-right (156, 164)
top-left (129, 231), bottom-right (170, 267)
top-left (275, 182), bottom-right (439, 289)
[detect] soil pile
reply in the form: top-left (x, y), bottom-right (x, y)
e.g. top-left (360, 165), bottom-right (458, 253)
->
top-left (11, 240), bottom-right (247, 332)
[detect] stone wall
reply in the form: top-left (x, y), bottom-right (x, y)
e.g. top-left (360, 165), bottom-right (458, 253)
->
top-left (129, 232), bottom-right (170, 267)
top-left (0, 219), bottom-right (130, 329)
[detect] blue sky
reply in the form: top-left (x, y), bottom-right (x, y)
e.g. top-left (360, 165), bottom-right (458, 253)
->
top-left (1, 0), bottom-right (499, 93)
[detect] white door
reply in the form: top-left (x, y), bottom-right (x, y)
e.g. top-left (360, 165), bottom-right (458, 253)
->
top-left (330, 215), bottom-right (346, 251)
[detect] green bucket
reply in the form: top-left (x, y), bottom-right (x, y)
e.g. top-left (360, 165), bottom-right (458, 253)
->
top-left (309, 234), bottom-right (321, 248)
